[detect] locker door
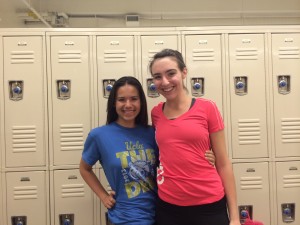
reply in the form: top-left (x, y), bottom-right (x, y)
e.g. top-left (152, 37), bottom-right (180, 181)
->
top-left (50, 36), bottom-right (91, 166)
top-left (185, 34), bottom-right (223, 113)
top-left (6, 171), bottom-right (48, 225)
top-left (229, 34), bottom-right (268, 159)
top-left (140, 35), bottom-right (179, 122)
top-left (3, 36), bottom-right (46, 167)
top-left (0, 173), bottom-right (3, 225)
top-left (233, 162), bottom-right (270, 225)
top-left (0, 35), bottom-right (3, 170)
top-left (97, 36), bottom-right (135, 126)
top-left (276, 161), bottom-right (300, 225)
top-left (272, 34), bottom-right (300, 157)
top-left (53, 169), bottom-right (94, 225)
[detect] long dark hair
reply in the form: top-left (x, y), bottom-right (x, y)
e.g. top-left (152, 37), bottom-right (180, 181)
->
top-left (106, 76), bottom-right (149, 127)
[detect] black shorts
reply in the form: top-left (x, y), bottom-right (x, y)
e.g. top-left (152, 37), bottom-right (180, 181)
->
top-left (155, 196), bottom-right (230, 225)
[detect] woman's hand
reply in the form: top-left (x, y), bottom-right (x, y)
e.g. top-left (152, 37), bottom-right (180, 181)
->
top-left (101, 190), bottom-right (116, 209)
top-left (205, 150), bottom-right (215, 166)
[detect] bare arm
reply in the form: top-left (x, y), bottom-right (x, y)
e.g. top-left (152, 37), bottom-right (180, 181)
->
top-left (210, 130), bottom-right (240, 225)
top-left (79, 158), bottom-right (116, 209)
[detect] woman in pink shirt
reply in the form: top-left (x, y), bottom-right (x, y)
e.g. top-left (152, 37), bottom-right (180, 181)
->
top-left (149, 49), bottom-right (241, 225)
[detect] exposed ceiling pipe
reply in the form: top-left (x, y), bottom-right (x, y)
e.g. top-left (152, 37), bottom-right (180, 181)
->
top-left (20, 0), bottom-right (52, 28)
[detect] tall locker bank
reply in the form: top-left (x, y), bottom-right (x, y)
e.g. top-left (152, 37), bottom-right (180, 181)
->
top-left (1, 26), bottom-right (300, 225)
top-left (48, 35), bottom-right (92, 166)
top-left (47, 34), bottom-right (95, 225)
top-left (97, 35), bottom-right (136, 126)
top-left (6, 171), bottom-right (48, 225)
top-left (276, 161), bottom-right (300, 225)
top-left (3, 36), bottom-right (47, 168)
top-left (1, 34), bottom-right (49, 225)
top-left (228, 33), bottom-right (269, 159)
top-left (53, 169), bottom-right (94, 225)
top-left (0, 173), bottom-right (3, 225)
top-left (233, 162), bottom-right (271, 224)
top-left (272, 33), bottom-right (300, 225)
top-left (184, 34), bottom-right (223, 113)
top-left (271, 33), bottom-right (300, 158)
top-left (140, 34), bottom-right (179, 120)
top-left (96, 34), bottom-right (136, 225)
top-left (228, 33), bottom-right (271, 224)
top-left (0, 34), bottom-right (4, 225)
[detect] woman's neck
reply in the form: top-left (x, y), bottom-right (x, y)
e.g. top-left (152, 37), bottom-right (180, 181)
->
top-left (164, 95), bottom-right (192, 119)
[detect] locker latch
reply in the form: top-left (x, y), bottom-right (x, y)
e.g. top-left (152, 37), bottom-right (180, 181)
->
top-left (239, 205), bottom-right (253, 224)
top-left (9, 81), bottom-right (24, 101)
top-left (103, 79), bottom-right (115, 98)
top-left (147, 78), bottom-right (159, 98)
top-left (11, 216), bottom-right (27, 225)
top-left (57, 80), bottom-right (71, 100)
top-left (59, 214), bottom-right (74, 225)
top-left (234, 76), bottom-right (248, 96)
top-left (281, 203), bottom-right (295, 223)
top-left (191, 77), bottom-right (204, 97)
top-left (277, 75), bottom-right (290, 95)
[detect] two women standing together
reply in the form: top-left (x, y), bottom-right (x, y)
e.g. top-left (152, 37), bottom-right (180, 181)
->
top-left (80, 49), bottom-right (241, 225)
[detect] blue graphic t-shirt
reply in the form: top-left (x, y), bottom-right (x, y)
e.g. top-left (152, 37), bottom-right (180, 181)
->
top-left (82, 122), bottom-right (158, 225)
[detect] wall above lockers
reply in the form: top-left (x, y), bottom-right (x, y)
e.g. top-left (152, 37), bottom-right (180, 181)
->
top-left (1, 0), bottom-right (300, 28)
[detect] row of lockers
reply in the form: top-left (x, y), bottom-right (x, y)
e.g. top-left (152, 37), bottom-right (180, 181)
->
top-left (0, 160), bottom-right (299, 225)
top-left (0, 26), bottom-right (299, 225)
top-left (0, 29), bottom-right (300, 169)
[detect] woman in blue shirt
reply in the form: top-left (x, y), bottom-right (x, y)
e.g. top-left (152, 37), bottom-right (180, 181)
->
top-left (80, 76), bottom-right (215, 225)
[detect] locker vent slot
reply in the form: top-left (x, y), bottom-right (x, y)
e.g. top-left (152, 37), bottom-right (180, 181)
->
top-left (147, 50), bottom-right (161, 62)
top-left (61, 184), bottom-right (85, 198)
top-left (60, 124), bottom-right (84, 151)
top-left (58, 50), bottom-right (82, 63)
top-left (192, 49), bottom-right (215, 61)
top-left (240, 176), bottom-right (263, 190)
top-left (281, 118), bottom-right (300, 143)
top-left (278, 47), bottom-right (300, 59)
top-left (103, 50), bottom-right (127, 63)
top-left (283, 175), bottom-right (300, 188)
top-left (238, 119), bottom-right (261, 145)
top-left (12, 126), bottom-right (37, 152)
top-left (235, 48), bottom-right (258, 60)
top-left (13, 185), bottom-right (38, 200)
top-left (10, 51), bottom-right (35, 64)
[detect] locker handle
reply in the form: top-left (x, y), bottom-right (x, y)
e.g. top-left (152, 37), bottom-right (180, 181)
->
top-left (68, 175), bottom-right (78, 179)
top-left (110, 41), bottom-right (120, 45)
top-left (242, 39), bottom-right (251, 43)
top-left (154, 40), bottom-right (164, 45)
top-left (20, 177), bottom-right (30, 182)
top-left (65, 41), bottom-right (74, 46)
top-left (18, 41), bottom-right (27, 46)
top-left (284, 38), bottom-right (294, 43)
top-left (289, 167), bottom-right (298, 171)
top-left (198, 40), bottom-right (208, 44)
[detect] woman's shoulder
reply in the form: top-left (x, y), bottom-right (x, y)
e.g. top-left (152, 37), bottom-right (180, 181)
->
top-left (89, 123), bottom-right (114, 135)
top-left (151, 102), bottom-right (164, 114)
top-left (195, 97), bottom-right (216, 105)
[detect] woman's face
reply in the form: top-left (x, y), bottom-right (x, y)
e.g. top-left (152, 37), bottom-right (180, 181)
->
top-left (115, 84), bottom-right (141, 128)
top-left (151, 57), bottom-right (187, 100)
